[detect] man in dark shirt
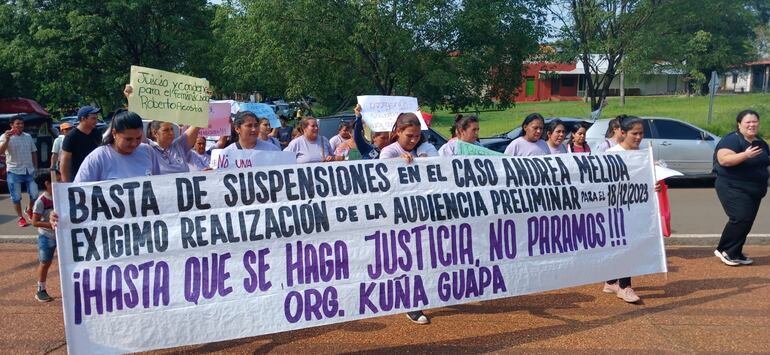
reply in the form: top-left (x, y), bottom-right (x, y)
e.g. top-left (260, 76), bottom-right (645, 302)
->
top-left (60, 106), bottom-right (102, 182)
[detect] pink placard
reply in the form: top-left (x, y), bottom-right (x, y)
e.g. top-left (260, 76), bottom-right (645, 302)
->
top-left (199, 102), bottom-right (231, 137)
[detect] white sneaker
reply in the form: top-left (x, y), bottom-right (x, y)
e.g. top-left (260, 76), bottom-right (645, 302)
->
top-left (617, 287), bottom-right (640, 303)
top-left (406, 311), bottom-right (430, 325)
top-left (603, 282), bottom-right (621, 294)
top-left (714, 250), bottom-right (740, 266)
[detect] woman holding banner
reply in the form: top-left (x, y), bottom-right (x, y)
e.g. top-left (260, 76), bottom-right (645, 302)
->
top-left (438, 115), bottom-right (481, 156)
top-left (284, 116), bottom-right (335, 163)
top-left (378, 112), bottom-right (434, 324)
top-left (603, 115), bottom-right (662, 303)
top-left (379, 113), bottom-right (438, 162)
top-left (713, 109), bottom-right (769, 266)
top-left (544, 119), bottom-right (567, 154)
top-left (223, 111), bottom-right (281, 152)
top-left (503, 113), bottom-right (549, 156)
top-left (74, 109), bottom-right (160, 182)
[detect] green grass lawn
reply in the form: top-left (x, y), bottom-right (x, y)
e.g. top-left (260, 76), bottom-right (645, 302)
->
top-left (429, 93), bottom-right (770, 138)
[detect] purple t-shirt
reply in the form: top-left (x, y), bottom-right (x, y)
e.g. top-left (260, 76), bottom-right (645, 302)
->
top-left (438, 139), bottom-right (481, 157)
top-left (187, 150), bottom-right (210, 171)
top-left (150, 135), bottom-right (192, 175)
top-left (260, 136), bottom-right (281, 149)
top-left (224, 138), bottom-right (282, 153)
top-left (284, 135), bottom-right (332, 163)
top-left (329, 134), bottom-right (346, 153)
top-left (74, 144), bottom-right (160, 182)
top-left (504, 137), bottom-right (549, 156)
top-left (379, 142), bottom-right (438, 159)
top-left (547, 143), bottom-right (567, 155)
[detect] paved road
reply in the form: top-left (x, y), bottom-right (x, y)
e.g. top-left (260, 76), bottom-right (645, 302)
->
top-left (1, 244), bottom-right (768, 353)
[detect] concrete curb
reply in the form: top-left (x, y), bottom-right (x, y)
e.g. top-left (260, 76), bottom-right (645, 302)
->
top-left (3, 234), bottom-right (770, 245)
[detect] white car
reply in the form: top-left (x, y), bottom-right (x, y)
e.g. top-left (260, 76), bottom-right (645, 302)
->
top-left (586, 117), bottom-right (720, 176)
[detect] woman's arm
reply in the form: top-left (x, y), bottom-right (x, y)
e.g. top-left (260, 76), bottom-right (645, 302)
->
top-left (716, 147), bottom-right (761, 167)
top-left (352, 105), bottom-right (376, 158)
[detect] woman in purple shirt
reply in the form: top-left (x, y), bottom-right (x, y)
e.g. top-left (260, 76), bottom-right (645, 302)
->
top-left (74, 109), bottom-right (160, 183)
top-left (224, 111), bottom-right (282, 152)
top-left (284, 116), bottom-right (335, 163)
top-left (147, 121), bottom-right (200, 174)
top-left (503, 113), bottom-right (549, 156)
top-left (545, 119), bottom-right (567, 154)
top-left (378, 112), bottom-right (433, 325)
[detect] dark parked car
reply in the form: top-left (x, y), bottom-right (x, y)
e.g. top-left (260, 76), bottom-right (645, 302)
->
top-left (479, 117), bottom-right (592, 153)
top-left (317, 112), bottom-right (448, 151)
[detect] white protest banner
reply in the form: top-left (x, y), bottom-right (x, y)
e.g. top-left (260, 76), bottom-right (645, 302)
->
top-left (208, 149), bottom-right (297, 169)
top-left (239, 103), bottom-right (281, 128)
top-left (54, 150), bottom-right (666, 354)
top-left (128, 66), bottom-right (210, 127)
top-left (199, 102), bottom-right (232, 137)
top-left (357, 95), bottom-right (427, 132)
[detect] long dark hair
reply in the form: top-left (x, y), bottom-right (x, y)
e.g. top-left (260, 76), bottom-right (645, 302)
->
top-left (604, 117), bottom-right (621, 138)
top-left (103, 109), bottom-right (143, 145)
top-left (545, 119), bottom-right (565, 139)
top-left (516, 113), bottom-right (545, 138)
top-left (449, 114), bottom-right (463, 138)
top-left (389, 112), bottom-right (425, 146)
top-left (227, 111), bottom-right (258, 145)
top-left (617, 115), bottom-right (643, 132)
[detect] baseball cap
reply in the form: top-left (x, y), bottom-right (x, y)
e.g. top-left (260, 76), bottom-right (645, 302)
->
top-left (77, 106), bottom-right (102, 119)
top-left (59, 122), bottom-right (73, 131)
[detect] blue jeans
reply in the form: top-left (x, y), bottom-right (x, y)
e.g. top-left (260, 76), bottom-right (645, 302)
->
top-left (7, 171), bottom-right (38, 205)
top-left (38, 235), bottom-right (56, 263)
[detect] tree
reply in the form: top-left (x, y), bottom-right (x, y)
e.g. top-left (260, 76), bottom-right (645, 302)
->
top-left (623, 0), bottom-right (759, 95)
top-left (550, 0), bottom-right (660, 110)
top-left (214, 0), bottom-right (548, 113)
top-left (0, 0), bottom-right (215, 113)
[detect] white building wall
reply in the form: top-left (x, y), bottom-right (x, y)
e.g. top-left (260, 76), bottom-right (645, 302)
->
top-left (723, 70), bottom-right (752, 93)
top-left (605, 74), bottom-right (685, 95)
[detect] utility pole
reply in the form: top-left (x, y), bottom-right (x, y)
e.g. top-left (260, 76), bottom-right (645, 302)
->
top-left (620, 69), bottom-right (625, 107)
top-left (707, 71), bottom-right (718, 124)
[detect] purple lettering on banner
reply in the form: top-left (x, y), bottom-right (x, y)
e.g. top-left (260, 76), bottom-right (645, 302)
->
top-left (437, 265), bottom-right (507, 302)
top-left (82, 267), bottom-right (103, 320)
top-left (358, 275), bottom-right (428, 315)
top-left (137, 261), bottom-right (153, 308)
top-left (428, 224), bottom-right (474, 269)
top-left (528, 213), bottom-right (610, 256)
top-left (184, 257), bottom-right (201, 305)
top-left (73, 272), bottom-right (82, 324)
top-left (243, 248), bottom-right (272, 293)
top-left (153, 261), bottom-right (170, 307)
top-left (124, 264), bottom-right (139, 308)
top-left (72, 260), bottom-right (170, 325)
top-left (489, 219), bottom-right (517, 261)
top-left (283, 287), bottom-right (341, 323)
top-left (286, 241), bottom-right (350, 287)
top-left (105, 265), bottom-right (122, 313)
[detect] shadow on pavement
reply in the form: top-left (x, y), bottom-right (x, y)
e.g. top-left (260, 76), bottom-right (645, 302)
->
top-left (340, 276), bottom-right (767, 354)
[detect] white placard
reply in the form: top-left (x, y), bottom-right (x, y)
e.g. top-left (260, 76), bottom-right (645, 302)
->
top-left (357, 95), bottom-right (427, 132)
top-left (208, 149), bottom-right (296, 169)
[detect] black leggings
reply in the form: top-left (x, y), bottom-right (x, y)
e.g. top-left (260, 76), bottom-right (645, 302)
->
top-left (715, 178), bottom-right (766, 258)
top-left (607, 277), bottom-right (631, 289)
